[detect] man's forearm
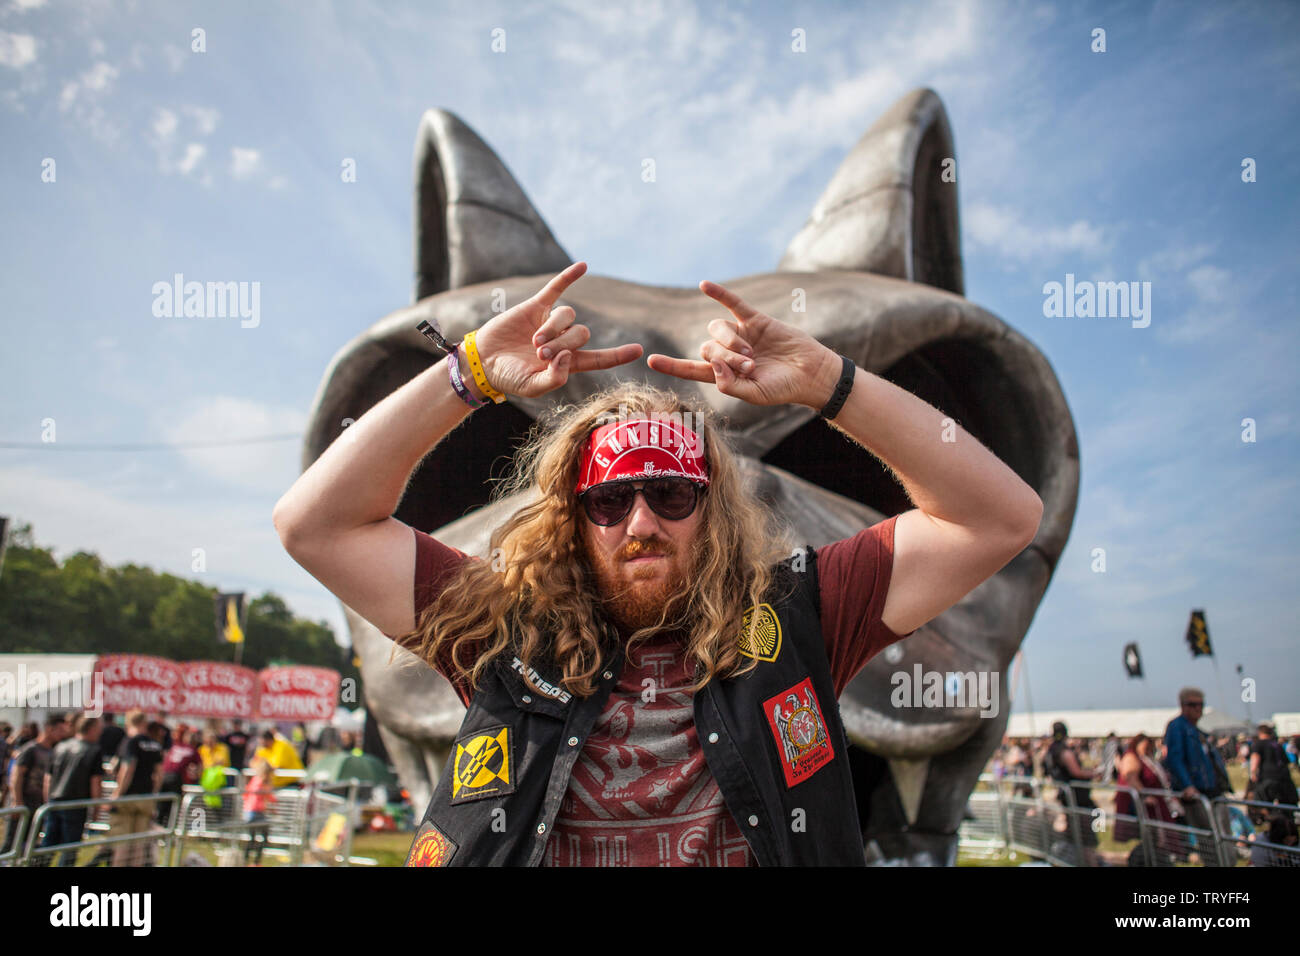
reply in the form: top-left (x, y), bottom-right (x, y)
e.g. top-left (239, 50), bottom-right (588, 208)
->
top-left (274, 350), bottom-right (485, 540)
top-left (807, 351), bottom-right (1041, 536)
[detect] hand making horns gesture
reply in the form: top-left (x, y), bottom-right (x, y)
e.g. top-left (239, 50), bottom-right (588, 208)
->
top-left (475, 261), bottom-right (644, 398)
top-left (647, 281), bottom-right (840, 407)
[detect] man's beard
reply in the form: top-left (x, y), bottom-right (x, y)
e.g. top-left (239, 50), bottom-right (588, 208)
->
top-left (587, 536), bottom-right (692, 637)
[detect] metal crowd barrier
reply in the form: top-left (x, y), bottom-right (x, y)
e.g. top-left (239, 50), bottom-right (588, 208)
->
top-left (22, 793), bottom-right (180, 868)
top-left (0, 807), bottom-right (30, 865)
top-left (959, 774), bottom-right (1300, 867)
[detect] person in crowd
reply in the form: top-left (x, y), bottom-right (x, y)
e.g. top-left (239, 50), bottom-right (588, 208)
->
top-left (200, 729), bottom-right (231, 770)
top-left (1162, 687), bottom-right (1233, 865)
top-left (1113, 732), bottom-right (1182, 863)
top-left (1042, 721), bottom-right (1100, 864)
top-left (222, 720), bottom-right (251, 772)
top-left (109, 710), bottom-right (165, 866)
top-left (155, 714), bottom-right (173, 751)
top-left (42, 715), bottom-right (105, 866)
top-left (2, 715), bottom-right (68, 854)
top-left (0, 722), bottom-right (13, 806)
top-left (1100, 731), bottom-right (1120, 782)
top-left (315, 723), bottom-right (342, 756)
top-left (241, 758), bottom-right (278, 865)
top-left (156, 729), bottom-right (203, 825)
top-left (1249, 723), bottom-right (1299, 807)
top-left (97, 714), bottom-right (125, 770)
top-left (290, 722), bottom-right (312, 765)
top-left (11, 722), bottom-right (38, 750)
top-left (1248, 811), bottom-right (1299, 867)
top-left (252, 729), bottom-right (304, 788)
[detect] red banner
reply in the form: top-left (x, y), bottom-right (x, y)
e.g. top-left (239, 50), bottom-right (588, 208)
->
top-left (92, 656), bottom-right (339, 721)
top-left (178, 662), bottom-right (258, 718)
top-left (96, 655), bottom-right (183, 713)
top-left (256, 666), bottom-right (339, 721)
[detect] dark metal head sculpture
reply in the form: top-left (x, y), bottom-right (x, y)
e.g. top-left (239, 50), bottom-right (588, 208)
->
top-left (302, 87), bottom-right (1079, 865)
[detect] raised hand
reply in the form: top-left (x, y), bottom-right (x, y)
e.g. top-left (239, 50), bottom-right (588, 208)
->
top-left (473, 261), bottom-right (643, 399)
top-left (646, 280), bottom-right (839, 408)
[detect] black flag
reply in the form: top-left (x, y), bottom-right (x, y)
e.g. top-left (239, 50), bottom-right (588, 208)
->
top-left (1185, 609), bottom-right (1212, 658)
top-left (1123, 642), bottom-right (1143, 678)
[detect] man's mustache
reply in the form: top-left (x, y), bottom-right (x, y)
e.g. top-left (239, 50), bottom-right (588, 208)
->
top-left (620, 539), bottom-right (674, 561)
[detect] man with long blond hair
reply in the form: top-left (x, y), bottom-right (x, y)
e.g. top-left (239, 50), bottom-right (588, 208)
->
top-left (274, 261), bottom-right (1042, 866)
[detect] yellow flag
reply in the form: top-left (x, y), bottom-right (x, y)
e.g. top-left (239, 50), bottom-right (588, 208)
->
top-left (225, 598), bottom-right (245, 643)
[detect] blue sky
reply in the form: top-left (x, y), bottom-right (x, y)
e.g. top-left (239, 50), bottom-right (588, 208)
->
top-left (1, 0), bottom-right (1297, 720)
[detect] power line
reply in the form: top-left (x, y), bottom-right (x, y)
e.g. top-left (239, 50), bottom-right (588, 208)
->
top-left (0, 433), bottom-right (302, 451)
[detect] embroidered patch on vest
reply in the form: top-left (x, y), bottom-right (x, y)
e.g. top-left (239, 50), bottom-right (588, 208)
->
top-left (737, 602), bottom-right (782, 662)
top-left (764, 677), bottom-right (835, 788)
top-left (405, 821), bottom-right (459, 866)
top-left (450, 724), bottom-right (515, 804)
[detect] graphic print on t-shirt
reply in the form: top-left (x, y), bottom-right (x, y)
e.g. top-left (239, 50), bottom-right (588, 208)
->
top-left (541, 633), bottom-right (752, 867)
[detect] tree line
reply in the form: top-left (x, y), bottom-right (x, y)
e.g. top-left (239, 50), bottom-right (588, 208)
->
top-left (0, 522), bottom-right (359, 685)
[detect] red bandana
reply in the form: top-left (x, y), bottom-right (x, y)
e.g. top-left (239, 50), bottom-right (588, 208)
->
top-left (574, 416), bottom-right (709, 494)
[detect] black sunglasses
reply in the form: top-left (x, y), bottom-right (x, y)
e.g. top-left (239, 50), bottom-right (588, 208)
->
top-left (579, 477), bottom-right (705, 526)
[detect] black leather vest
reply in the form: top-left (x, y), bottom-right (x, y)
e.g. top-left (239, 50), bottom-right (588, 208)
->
top-left (405, 543), bottom-right (865, 867)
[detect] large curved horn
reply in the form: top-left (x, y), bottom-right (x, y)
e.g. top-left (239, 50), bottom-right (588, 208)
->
top-left (778, 87), bottom-right (963, 296)
top-left (413, 109), bottom-right (572, 301)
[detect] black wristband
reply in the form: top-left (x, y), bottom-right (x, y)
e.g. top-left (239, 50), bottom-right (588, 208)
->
top-left (818, 354), bottom-right (856, 420)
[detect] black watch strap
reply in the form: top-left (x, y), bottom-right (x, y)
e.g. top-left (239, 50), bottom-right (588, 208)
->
top-left (818, 354), bottom-right (856, 420)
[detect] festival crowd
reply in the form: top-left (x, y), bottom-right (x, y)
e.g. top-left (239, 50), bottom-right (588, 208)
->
top-left (0, 711), bottom-right (367, 866)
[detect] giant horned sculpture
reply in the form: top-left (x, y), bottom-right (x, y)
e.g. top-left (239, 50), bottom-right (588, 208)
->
top-left (302, 87), bottom-right (1079, 865)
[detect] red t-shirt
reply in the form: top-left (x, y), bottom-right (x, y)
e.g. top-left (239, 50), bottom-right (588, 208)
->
top-left (407, 516), bottom-right (911, 866)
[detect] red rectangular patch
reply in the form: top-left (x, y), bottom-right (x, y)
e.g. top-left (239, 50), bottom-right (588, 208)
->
top-left (763, 677), bottom-right (835, 788)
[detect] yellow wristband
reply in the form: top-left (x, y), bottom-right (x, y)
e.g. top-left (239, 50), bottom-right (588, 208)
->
top-left (462, 330), bottom-right (505, 404)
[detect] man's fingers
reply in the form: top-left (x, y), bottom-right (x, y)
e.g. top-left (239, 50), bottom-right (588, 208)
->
top-left (707, 318), bottom-right (752, 356)
top-left (535, 262), bottom-right (588, 310)
top-left (700, 340), bottom-right (753, 375)
top-left (700, 280), bottom-right (759, 322)
top-left (646, 354), bottom-right (714, 382)
top-left (536, 321), bottom-right (589, 358)
top-left (532, 305), bottom-right (576, 346)
top-left (568, 343), bottom-right (644, 372)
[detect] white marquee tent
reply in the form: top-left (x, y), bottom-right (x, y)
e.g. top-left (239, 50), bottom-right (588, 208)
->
top-left (1005, 706), bottom-right (1250, 739)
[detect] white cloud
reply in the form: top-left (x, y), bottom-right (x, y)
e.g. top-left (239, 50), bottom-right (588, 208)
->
top-left (159, 396), bottom-right (306, 494)
top-left (183, 104), bottom-right (219, 135)
top-left (149, 105), bottom-right (219, 181)
top-left (229, 146), bottom-right (261, 179)
top-left (161, 44), bottom-right (185, 72)
top-left (0, 30), bottom-right (36, 69)
top-left (152, 106), bottom-right (177, 141)
top-left (1137, 241), bottom-right (1215, 280)
top-left (58, 60), bottom-right (118, 113)
top-left (10, 0), bottom-right (48, 9)
top-left (177, 142), bottom-right (205, 175)
top-left (965, 201), bottom-right (1110, 263)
